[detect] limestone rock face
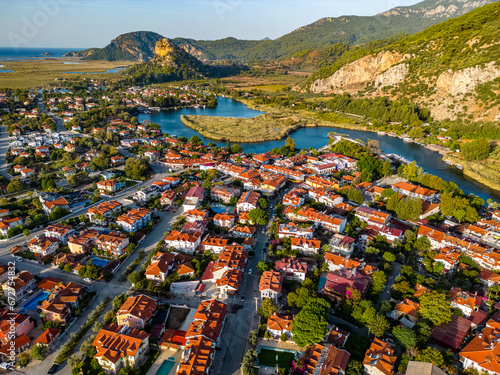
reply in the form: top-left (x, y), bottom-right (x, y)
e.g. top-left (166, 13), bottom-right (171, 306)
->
top-left (436, 62), bottom-right (500, 95)
top-left (310, 51), bottom-right (409, 93)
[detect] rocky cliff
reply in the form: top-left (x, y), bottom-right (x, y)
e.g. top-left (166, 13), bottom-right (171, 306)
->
top-left (310, 52), bottom-right (409, 93)
top-left (65, 31), bottom-right (164, 61)
top-left (436, 61), bottom-right (500, 95)
top-left (308, 1), bottom-right (500, 121)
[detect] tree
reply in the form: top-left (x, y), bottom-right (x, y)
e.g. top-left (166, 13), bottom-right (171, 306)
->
top-left (461, 138), bottom-right (490, 161)
top-left (356, 154), bottom-right (382, 180)
top-left (7, 178), bottom-right (24, 194)
top-left (230, 144), bottom-right (243, 154)
top-left (371, 271), bottom-right (387, 295)
top-left (189, 135), bottom-right (202, 146)
top-left (414, 236), bottom-right (431, 253)
top-left (382, 159), bottom-right (393, 176)
top-left (382, 252), bottom-right (396, 263)
top-left (248, 208), bottom-right (268, 225)
top-left (19, 352), bottom-right (30, 367)
top-left (63, 264), bottom-right (72, 273)
top-left (23, 229), bottom-right (30, 237)
top-left (346, 360), bottom-right (364, 375)
top-left (257, 261), bottom-right (271, 274)
top-left (124, 157), bottom-right (149, 180)
top-left (285, 136), bottom-right (296, 152)
top-left (419, 291), bottom-right (452, 326)
top-left (291, 298), bottom-right (329, 347)
top-left (347, 187), bottom-right (364, 204)
top-left (280, 333), bottom-right (288, 342)
top-left (31, 344), bottom-right (47, 360)
top-left (416, 347), bottom-right (444, 367)
top-left (242, 349), bottom-right (257, 374)
top-left (392, 326), bottom-right (417, 348)
top-left (368, 314), bottom-right (390, 337)
top-left (287, 287), bottom-right (316, 308)
top-left (258, 298), bottom-right (277, 320)
top-left (248, 329), bottom-right (258, 347)
top-left (258, 198), bottom-right (268, 209)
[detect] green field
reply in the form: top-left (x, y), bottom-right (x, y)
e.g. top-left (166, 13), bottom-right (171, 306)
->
top-left (258, 348), bottom-right (295, 368)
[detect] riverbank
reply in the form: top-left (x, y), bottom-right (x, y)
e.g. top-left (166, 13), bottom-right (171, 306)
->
top-left (443, 154), bottom-right (500, 194)
top-left (180, 101), bottom-right (366, 143)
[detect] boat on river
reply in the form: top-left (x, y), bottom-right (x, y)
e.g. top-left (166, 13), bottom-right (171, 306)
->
top-left (445, 160), bottom-right (454, 166)
top-left (456, 164), bottom-right (464, 170)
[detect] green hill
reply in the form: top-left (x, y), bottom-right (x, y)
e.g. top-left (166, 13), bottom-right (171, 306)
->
top-left (307, 1), bottom-right (500, 121)
top-left (171, 0), bottom-right (496, 61)
top-left (64, 31), bottom-right (164, 61)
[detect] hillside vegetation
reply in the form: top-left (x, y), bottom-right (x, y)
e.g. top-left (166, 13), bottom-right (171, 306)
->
top-left (172, 0), bottom-right (494, 61)
top-left (307, 1), bottom-right (500, 121)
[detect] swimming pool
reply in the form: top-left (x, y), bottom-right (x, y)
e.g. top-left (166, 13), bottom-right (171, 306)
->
top-left (20, 291), bottom-right (50, 310)
top-left (211, 205), bottom-right (234, 214)
top-left (89, 256), bottom-right (110, 268)
top-left (156, 358), bottom-right (176, 375)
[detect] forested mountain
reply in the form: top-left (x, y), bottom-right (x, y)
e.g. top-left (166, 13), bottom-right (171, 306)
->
top-left (64, 31), bottom-right (164, 61)
top-left (307, 1), bottom-right (500, 121)
top-left (64, 0), bottom-right (495, 63)
top-left (171, 0), bottom-right (495, 61)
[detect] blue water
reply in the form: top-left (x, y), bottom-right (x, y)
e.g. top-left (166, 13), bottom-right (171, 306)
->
top-left (156, 358), bottom-right (176, 375)
top-left (0, 47), bottom-right (85, 61)
top-left (318, 276), bottom-right (327, 292)
top-left (211, 205), bottom-right (234, 214)
top-left (61, 67), bottom-right (126, 74)
top-left (0, 69), bottom-right (14, 73)
top-left (89, 256), bottom-right (110, 267)
top-left (137, 97), bottom-right (263, 142)
top-left (20, 291), bottom-right (50, 310)
top-left (138, 98), bottom-right (500, 202)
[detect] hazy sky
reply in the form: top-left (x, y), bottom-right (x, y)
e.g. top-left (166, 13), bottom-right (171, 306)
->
top-left (1, 0), bottom-right (423, 48)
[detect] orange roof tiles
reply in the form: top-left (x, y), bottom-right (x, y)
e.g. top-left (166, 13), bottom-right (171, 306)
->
top-left (363, 338), bottom-right (397, 375)
top-left (259, 271), bottom-right (283, 294)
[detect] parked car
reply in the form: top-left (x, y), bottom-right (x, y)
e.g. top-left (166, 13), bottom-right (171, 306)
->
top-left (16, 257), bottom-right (23, 262)
top-left (0, 363), bottom-right (12, 370)
top-left (241, 295), bottom-right (246, 302)
top-left (48, 364), bottom-right (59, 374)
top-left (83, 278), bottom-right (93, 283)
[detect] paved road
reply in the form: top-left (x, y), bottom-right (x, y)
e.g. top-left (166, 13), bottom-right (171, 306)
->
top-left (14, 208), bottom-right (179, 375)
top-left (381, 262), bottom-right (402, 301)
top-left (214, 188), bottom-right (289, 375)
top-left (0, 125), bottom-right (13, 181)
top-left (38, 91), bottom-right (67, 133)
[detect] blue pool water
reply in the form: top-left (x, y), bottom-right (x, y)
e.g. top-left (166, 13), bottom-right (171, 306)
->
top-left (318, 276), bottom-right (327, 291)
top-left (89, 256), bottom-right (110, 268)
top-left (156, 358), bottom-right (176, 375)
top-left (20, 291), bottom-right (50, 310)
top-left (212, 207), bottom-right (227, 214)
top-left (211, 205), bottom-right (235, 214)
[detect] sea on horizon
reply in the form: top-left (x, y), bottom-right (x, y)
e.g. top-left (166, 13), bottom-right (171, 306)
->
top-left (0, 47), bottom-right (86, 61)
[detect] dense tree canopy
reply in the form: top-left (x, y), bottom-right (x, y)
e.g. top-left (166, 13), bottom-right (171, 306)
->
top-left (419, 291), bottom-right (453, 326)
top-left (291, 298), bottom-right (330, 347)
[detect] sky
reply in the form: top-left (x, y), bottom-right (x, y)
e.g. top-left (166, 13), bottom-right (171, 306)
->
top-left (0, 0), bottom-right (423, 48)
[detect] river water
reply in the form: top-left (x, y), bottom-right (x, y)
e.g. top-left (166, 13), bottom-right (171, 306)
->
top-left (138, 97), bottom-right (500, 202)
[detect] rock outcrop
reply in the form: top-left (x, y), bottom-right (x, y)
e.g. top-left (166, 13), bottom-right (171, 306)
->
top-left (436, 61), bottom-right (500, 95)
top-left (310, 52), bottom-right (409, 93)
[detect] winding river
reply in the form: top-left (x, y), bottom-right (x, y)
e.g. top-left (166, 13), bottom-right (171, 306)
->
top-left (138, 97), bottom-right (500, 202)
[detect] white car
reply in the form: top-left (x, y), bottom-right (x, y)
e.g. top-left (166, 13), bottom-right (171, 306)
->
top-left (16, 257), bottom-right (23, 262)
top-left (83, 278), bottom-right (93, 283)
top-left (0, 363), bottom-right (12, 370)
